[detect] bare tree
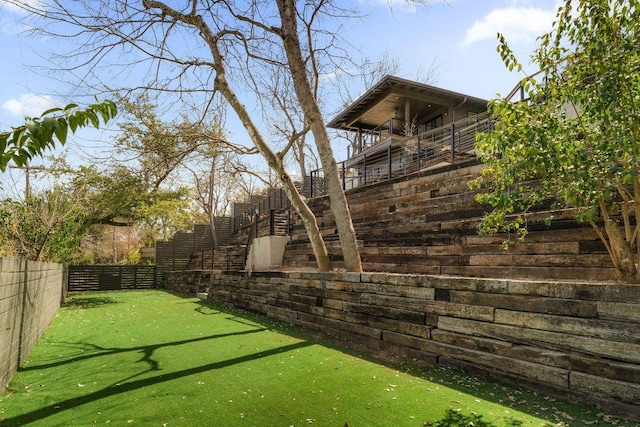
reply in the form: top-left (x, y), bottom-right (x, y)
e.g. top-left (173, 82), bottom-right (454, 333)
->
top-left (188, 150), bottom-right (256, 248)
top-left (274, 0), bottom-right (361, 271)
top-left (256, 65), bottom-right (318, 183)
top-left (136, 0), bottom-right (335, 270)
top-left (11, 0), bottom-right (417, 271)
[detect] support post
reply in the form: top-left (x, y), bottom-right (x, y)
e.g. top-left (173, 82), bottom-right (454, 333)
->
top-left (450, 122), bottom-right (456, 163)
top-left (363, 154), bottom-right (367, 185)
top-left (388, 145), bottom-right (392, 180)
top-left (417, 137), bottom-right (421, 172)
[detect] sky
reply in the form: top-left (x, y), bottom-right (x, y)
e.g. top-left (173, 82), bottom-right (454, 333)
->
top-left (0, 0), bottom-right (562, 185)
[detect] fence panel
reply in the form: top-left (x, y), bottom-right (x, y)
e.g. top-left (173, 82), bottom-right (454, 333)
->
top-left (67, 265), bottom-right (157, 292)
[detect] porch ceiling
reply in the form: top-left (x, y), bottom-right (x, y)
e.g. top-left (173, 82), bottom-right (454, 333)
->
top-left (328, 75), bottom-right (488, 131)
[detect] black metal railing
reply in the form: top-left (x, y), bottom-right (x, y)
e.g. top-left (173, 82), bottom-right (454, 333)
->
top-left (232, 187), bottom-right (295, 231)
top-left (505, 70), bottom-right (545, 103)
top-left (310, 111), bottom-right (492, 197)
top-left (347, 117), bottom-right (433, 158)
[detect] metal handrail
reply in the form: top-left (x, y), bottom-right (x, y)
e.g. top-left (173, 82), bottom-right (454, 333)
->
top-left (310, 112), bottom-right (492, 197)
top-left (504, 70), bottom-right (544, 103)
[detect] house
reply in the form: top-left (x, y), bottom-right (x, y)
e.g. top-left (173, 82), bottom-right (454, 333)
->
top-left (311, 75), bottom-right (490, 195)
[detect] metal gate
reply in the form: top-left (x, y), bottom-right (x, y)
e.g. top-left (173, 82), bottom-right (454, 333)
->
top-left (67, 265), bottom-right (158, 292)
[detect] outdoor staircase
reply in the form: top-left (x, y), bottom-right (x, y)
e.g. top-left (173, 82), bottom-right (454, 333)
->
top-left (271, 211), bottom-right (291, 236)
top-left (186, 209), bottom-right (292, 272)
top-left (187, 245), bottom-right (246, 271)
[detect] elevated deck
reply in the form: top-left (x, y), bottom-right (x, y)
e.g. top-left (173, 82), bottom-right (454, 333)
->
top-left (311, 111), bottom-right (491, 196)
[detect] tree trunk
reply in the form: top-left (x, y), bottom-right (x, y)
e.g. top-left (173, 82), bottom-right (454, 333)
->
top-left (183, 8), bottom-right (330, 271)
top-left (143, 0), bottom-right (332, 271)
top-left (210, 57), bottom-right (331, 272)
top-left (276, 0), bottom-right (363, 272)
top-left (208, 159), bottom-right (220, 249)
top-left (604, 219), bottom-right (639, 283)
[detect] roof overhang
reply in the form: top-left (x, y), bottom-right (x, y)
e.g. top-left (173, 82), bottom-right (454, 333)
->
top-left (327, 75), bottom-right (488, 132)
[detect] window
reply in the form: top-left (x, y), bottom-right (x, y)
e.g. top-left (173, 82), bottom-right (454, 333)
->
top-left (424, 114), bottom-right (443, 130)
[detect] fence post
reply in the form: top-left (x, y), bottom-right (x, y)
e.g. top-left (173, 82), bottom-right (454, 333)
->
top-left (254, 216), bottom-right (259, 239)
top-left (153, 265), bottom-right (158, 288)
top-left (269, 209), bottom-right (275, 236)
top-left (310, 172), bottom-right (314, 198)
top-left (172, 240), bottom-right (176, 272)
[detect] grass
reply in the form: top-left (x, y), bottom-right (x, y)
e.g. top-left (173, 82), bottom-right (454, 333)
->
top-left (0, 290), bottom-right (637, 427)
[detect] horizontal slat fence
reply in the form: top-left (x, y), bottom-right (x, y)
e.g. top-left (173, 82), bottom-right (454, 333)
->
top-left (0, 258), bottom-right (63, 395)
top-left (67, 265), bottom-right (157, 292)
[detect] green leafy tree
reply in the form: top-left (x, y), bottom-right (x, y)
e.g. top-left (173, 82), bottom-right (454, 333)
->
top-left (474, 0), bottom-right (640, 282)
top-left (0, 99), bottom-right (207, 263)
top-left (0, 100), bottom-right (117, 171)
top-left (0, 159), bottom-right (193, 263)
top-left (0, 188), bottom-right (86, 262)
top-left (113, 97), bottom-right (239, 246)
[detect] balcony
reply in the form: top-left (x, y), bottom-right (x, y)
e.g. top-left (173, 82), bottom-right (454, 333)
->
top-left (310, 111), bottom-right (491, 197)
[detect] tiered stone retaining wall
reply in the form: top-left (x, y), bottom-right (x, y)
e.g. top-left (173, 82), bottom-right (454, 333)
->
top-left (282, 161), bottom-right (618, 282)
top-left (170, 270), bottom-right (640, 421)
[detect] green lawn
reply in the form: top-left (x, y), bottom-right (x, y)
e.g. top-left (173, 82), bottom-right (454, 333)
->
top-left (0, 290), bottom-right (637, 427)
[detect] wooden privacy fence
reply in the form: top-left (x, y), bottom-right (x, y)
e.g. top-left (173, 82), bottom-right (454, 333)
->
top-left (156, 222), bottom-right (232, 278)
top-left (67, 265), bottom-right (157, 292)
top-left (0, 258), bottom-right (63, 394)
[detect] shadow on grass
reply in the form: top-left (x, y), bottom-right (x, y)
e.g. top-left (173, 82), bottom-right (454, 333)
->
top-left (19, 328), bottom-right (267, 373)
top-left (62, 296), bottom-right (120, 309)
top-left (427, 409), bottom-right (524, 427)
top-left (5, 340), bottom-right (313, 426)
top-left (30, 291), bottom-right (618, 427)
top-left (194, 303), bottom-right (220, 315)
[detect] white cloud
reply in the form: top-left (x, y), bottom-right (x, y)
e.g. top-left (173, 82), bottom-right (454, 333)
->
top-left (365, 0), bottom-right (422, 14)
top-left (0, 0), bottom-right (46, 14)
top-left (0, 0), bottom-right (45, 35)
top-left (461, 6), bottom-right (556, 47)
top-left (319, 67), bottom-right (350, 83)
top-left (2, 93), bottom-right (60, 118)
